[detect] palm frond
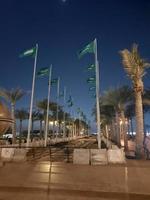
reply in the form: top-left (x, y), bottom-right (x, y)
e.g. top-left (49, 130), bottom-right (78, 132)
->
top-left (0, 88), bottom-right (25, 104)
top-left (120, 44), bottom-right (150, 82)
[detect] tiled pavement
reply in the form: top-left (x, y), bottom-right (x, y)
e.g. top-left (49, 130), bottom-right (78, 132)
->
top-left (0, 160), bottom-right (150, 200)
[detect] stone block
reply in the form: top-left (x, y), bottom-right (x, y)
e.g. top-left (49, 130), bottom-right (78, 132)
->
top-left (1, 148), bottom-right (15, 161)
top-left (73, 149), bottom-right (90, 165)
top-left (13, 149), bottom-right (27, 162)
top-left (108, 149), bottom-right (126, 164)
top-left (91, 149), bottom-right (108, 165)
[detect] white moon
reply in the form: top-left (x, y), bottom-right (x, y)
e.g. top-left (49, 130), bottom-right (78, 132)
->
top-left (62, 0), bottom-right (67, 2)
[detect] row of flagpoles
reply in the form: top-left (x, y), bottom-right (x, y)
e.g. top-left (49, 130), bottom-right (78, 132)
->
top-left (78, 38), bottom-right (101, 148)
top-left (20, 38), bottom-right (100, 148)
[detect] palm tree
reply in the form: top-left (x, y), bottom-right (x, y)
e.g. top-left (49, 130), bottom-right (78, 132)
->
top-left (0, 88), bottom-right (25, 143)
top-left (125, 89), bottom-right (150, 137)
top-left (120, 44), bottom-right (150, 157)
top-left (101, 86), bottom-right (133, 150)
top-left (100, 105), bottom-right (115, 141)
top-left (15, 109), bottom-right (28, 145)
top-left (36, 112), bottom-right (44, 138)
top-left (37, 99), bottom-right (59, 136)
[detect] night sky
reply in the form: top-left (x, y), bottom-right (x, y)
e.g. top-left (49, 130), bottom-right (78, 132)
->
top-left (0, 0), bottom-right (150, 130)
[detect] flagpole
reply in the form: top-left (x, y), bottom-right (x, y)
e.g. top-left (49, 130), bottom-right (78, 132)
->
top-left (72, 110), bottom-right (75, 138)
top-left (44, 65), bottom-right (52, 147)
top-left (69, 107), bottom-right (72, 140)
top-left (78, 112), bottom-right (81, 136)
top-left (94, 38), bottom-right (101, 149)
top-left (56, 77), bottom-right (60, 137)
top-left (63, 86), bottom-right (66, 138)
top-left (27, 44), bottom-right (38, 147)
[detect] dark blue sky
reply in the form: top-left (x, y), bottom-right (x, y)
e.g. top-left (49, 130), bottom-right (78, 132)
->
top-left (1, 0), bottom-right (150, 126)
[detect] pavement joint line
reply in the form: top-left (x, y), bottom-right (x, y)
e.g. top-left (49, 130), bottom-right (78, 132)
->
top-left (0, 186), bottom-right (150, 199)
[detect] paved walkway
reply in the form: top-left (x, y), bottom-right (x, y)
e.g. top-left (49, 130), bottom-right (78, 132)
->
top-left (0, 160), bottom-right (150, 200)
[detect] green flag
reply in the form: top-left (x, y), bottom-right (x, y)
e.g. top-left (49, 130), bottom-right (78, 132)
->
top-left (87, 77), bottom-right (96, 84)
top-left (78, 41), bottom-right (95, 58)
top-left (51, 78), bottom-right (58, 85)
top-left (20, 47), bottom-right (36, 58)
top-left (87, 64), bottom-right (95, 71)
top-left (37, 67), bottom-right (49, 77)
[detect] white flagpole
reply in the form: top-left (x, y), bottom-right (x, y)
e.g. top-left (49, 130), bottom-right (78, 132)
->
top-left (63, 86), bottom-right (66, 138)
top-left (27, 44), bottom-right (38, 147)
top-left (69, 107), bottom-right (72, 139)
top-left (78, 112), bottom-right (81, 136)
top-left (94, 38), bottom-right (101, 149)
top-left (44, 65), bottom-right (52, 147)
top-left (72, 110), bottom-right (75, 137)
top-left (56, 77), bottom-right (60, 137)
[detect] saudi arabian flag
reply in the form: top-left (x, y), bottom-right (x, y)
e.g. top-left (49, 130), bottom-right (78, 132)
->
top-left (87, 77), bottom-right (96, 84)
top-left (37, 67), bottom-right (49, 77)
top-left (51, 78), bottom-right (58, 85)
top-left (87, 64), bottom-right (95, 71)
top-left (20, 47), bottom-right (36, 58)
top-left (78, 41), bottom-right (95, 58)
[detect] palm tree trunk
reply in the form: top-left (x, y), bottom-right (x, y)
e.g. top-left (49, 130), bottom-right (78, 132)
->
top-left (11, 103), bottom-right (16, 144)
top-left (111, 119), bottom-right (116, 142)
top-left (19, 119), bottom-right (22, 147)
top-left (135, 89), bottom-right (144, 157)
top-left (53, 120), bottom-right (55, 137)
top-left (120, 111), bottom-right (128, 151)
top-left (32, 120), bottom-right (34, 133)
top-left (40, 120), bottom-right (42, 138)
top-left (130, 117), bottom-right (134, 137)
top-left (105, 124), bottom-right (109, 148)
top-left (115, 112), bottom-right (121, 146)
top-left (127, 119), bottom-right (130, 136)
top-left (58, 121), bottom-right (61, 136)
top-left (143, 110), bottom-right (146, 137)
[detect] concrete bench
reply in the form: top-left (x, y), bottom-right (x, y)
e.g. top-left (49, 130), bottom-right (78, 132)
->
top-left (73, 149), bottom-right (90, 165)
top-left (1, 148), bottom-right (15, 162)
top-left (108, 149), bottom-right (126, 164)
top-left (90, 149), bottom-right (108, 165)
top-left (13, 149), bottom-right (27, 162)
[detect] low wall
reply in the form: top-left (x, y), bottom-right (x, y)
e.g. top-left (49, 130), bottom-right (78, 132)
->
top-left (73, 148), bottom-right (126, 165)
